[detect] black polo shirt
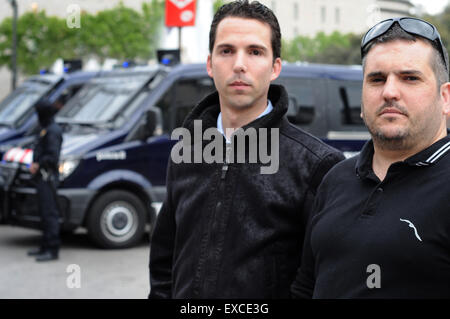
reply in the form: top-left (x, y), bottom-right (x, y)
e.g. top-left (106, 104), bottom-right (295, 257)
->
top-left (292, 133), bottom-right (450, 298)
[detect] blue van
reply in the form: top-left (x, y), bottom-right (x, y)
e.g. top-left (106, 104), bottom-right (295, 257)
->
top-left (1, 63), bottom-right (368, 248)
top-left (0, 71), bottom-right (99, 156)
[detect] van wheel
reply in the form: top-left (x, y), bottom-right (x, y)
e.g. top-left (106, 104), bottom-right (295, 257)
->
top-left (87, 190), bottom-right (146, 249)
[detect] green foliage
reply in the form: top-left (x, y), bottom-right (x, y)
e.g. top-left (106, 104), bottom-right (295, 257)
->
top-left (281, 31), bottom-right (361, 65)
top-left (0, 12), bottom-right (69, 74)
top-left (281, 3), bottom-right (450, 67)
top-left (213, 0), bottom-right (225, 14)
top-left (0, 0), bottom-right (164, 74)
top-left (421, 4), bottom-right (450, 61)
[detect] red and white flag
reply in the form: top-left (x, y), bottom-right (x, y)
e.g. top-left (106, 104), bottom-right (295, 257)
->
top-left (165, 0), bottom-right (196, 27)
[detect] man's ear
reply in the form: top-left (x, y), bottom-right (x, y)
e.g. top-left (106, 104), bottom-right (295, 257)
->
top-left (270, 57), bottom-right (282, 82)
top-left (206, 54), bottom-right (213, 78)
top-left (441, 82), bottom-right (450, 117)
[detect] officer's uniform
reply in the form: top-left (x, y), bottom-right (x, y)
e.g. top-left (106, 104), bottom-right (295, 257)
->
top-left (29, 100), bottom-right (63, 261)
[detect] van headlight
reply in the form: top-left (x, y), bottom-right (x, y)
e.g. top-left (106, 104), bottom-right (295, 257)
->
top-left (59, 159), bottom-right (79, 180)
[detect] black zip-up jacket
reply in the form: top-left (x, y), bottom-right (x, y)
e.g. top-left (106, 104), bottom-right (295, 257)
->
top-left (149, 84), bottom-right (344, 298)
top-left (33, 104), bottom-right (62, 172)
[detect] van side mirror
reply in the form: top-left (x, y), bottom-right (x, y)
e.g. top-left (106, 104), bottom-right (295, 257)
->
top-left (145, 109), bottom-right (157, 138)
top-left (127, 107), bottom-right (162, 142)
top-left (142, 107), bottom-right (163, 140)
top-left (286, 96), bottom-right (299, 123)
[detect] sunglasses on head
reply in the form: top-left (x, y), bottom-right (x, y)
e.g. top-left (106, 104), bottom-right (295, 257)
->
top-left (361, 17), bottom-right (449, 72)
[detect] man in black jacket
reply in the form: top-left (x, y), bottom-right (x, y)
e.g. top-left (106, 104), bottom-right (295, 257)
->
top-left (27, 99), bottom-right (63, 262)
top-left (149, 0), bottom-right (344, 298)
top-left (292, 18), bottom-right (450, 298)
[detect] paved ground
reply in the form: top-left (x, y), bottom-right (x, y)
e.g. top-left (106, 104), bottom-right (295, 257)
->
top-left (0, 224), bottom-right (151, 299)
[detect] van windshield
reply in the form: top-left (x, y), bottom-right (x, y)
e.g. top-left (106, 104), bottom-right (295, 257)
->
top-left (0, 82), bottom-right (50, 128)
top-left (56, 73), bottom-right (153, 127)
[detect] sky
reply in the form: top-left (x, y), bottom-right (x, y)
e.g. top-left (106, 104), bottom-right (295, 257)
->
top-left (411, 0), bottom-right (449, 15)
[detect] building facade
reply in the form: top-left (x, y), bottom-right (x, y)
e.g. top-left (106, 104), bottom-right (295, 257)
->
top-left (0, 0), bottom-right (147, 22)
top-left (228, 0), bottom-right (414, 39)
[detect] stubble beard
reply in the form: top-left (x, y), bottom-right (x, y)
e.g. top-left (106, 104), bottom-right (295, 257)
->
top-left (362, 96), bottom-right (443, 152)
top-left (366, 123), bottom-right (413, 151)
top-left (362, 101), bottom-right (414, 151)
top-left (225, 89), bottom-right (267, 113)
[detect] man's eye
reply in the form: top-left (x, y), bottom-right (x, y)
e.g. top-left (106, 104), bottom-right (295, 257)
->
top-left (221, 49), bottom-right (232, 54)
top-left (369, 78), bottom-right (385, 83)
top-left (404, 76), bottom-right (419, 81)
top-left (251, 50), bottom-right (261, 55)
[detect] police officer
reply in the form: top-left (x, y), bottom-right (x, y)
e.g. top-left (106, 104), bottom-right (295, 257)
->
top-left (27, 99), bottom-right (63, 262)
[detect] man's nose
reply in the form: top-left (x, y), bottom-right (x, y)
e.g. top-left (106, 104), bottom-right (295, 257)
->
top-left (233, 51), bottom-right (247, 73)
top-left (382, 76), bottom-right (401, 101)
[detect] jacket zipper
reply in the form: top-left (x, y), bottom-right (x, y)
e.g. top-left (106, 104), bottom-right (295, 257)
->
top-left (201, 143), bottom-right (231, 295)
top-left (221, 143), bottom-right (232, 179)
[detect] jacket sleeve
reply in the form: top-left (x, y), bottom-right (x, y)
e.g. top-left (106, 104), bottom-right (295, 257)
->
top-left (310, 151), bottom-right (344, 195)
top-left (299, 151), bottom-right (344, 232)
top-left (149, 160), bottom-right (176, 299)
top-left (291, 151), bottom-right (343, 298)
top-left (291, 213), bottom-right (317, 298)
top-left (38, 127), bottom-right (62, 169)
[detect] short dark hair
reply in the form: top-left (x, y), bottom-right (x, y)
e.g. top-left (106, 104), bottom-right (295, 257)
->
top-left (209, 0), bottom-right (281, 61)
top-left (362, 23), bottom-right (450, 87)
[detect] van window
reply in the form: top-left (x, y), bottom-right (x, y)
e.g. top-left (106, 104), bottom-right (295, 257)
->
top-left (76, 90), bottom-right (129, 122)
top-left (274, 77), bottom-right (319, 125)
top-left (338, 82), bottom-right (364, 126)
top-left (0, 81), bottom-right (48, 127)
top-left (116, 73), bottom-right (166, 128)
top-left (173, 77), bottom-right (215, 128)
top-left (326, 79), bottom-right (366, 133)
top-left (57, 84), bottom-right (83, 105)
top-left (156, 77), bottom-right (215, 131)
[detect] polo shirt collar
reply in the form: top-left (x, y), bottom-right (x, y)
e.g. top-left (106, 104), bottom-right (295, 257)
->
top-left (355, 139), bottom-right (375, 179)
top-left (406, 132), bottom-right (450, 167)
top-left (356, 130), bottom-right (450, 177)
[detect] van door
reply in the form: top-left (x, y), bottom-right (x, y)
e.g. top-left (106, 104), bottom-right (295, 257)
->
top-left (123, 74), bottom-right (216, 184)
top-left (117, 74), bottom-right (216, 214)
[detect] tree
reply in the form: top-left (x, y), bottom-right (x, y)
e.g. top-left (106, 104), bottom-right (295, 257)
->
top-left (422, 4), bottom-right (450, 61)
top-left (76, 1), bottom-right (164, 62)
top-left (281, 31), bottom-right (361, 65)
top-left (0, 1), bottom-right (164, 74)
top-left (280, 3), bottom-right (450, 67)
top-left (0, 11), bottom-right (70, 74)
top-left (213, 0), bottom-right (225, 13)
top-left (309, 33), bottom-right (361, 65)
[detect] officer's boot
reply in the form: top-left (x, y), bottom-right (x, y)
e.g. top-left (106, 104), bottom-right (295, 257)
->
top-left (35, 249), bottom-right (59, 262)
top-left (27, 247), bottom-right (45, 256)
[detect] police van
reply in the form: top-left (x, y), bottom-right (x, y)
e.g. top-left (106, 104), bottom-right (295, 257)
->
top-left (0, 71), bottom-right (99, 156)
top-left (0, 63), bottom-right (367, 248)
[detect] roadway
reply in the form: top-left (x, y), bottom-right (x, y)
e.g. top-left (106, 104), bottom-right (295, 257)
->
top-left (0, 224), bottom-right (150, 299)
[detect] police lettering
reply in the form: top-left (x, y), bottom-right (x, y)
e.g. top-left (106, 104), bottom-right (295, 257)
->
top-left (224, 303), bottom-right (269, 314)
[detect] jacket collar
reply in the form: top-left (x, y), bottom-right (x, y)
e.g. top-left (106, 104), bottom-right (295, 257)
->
top-left (356, 130), bottom-right (450, 178)
top-left (182, 84), bottom-right (289, 134)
